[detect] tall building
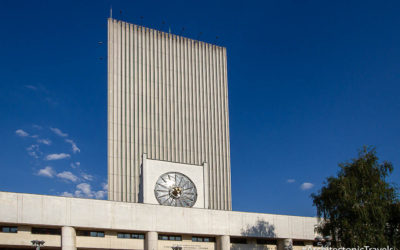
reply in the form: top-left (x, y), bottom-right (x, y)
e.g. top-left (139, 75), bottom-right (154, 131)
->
top-left (107, 18), bottom-right (232, 210)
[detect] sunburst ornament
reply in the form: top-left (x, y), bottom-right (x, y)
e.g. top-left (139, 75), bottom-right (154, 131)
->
top-left (154, 172), bottom-right (197, 207)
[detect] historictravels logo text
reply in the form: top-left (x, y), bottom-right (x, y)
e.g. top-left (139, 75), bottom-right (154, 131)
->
top-left (303, 247), bottom-right (395, 250)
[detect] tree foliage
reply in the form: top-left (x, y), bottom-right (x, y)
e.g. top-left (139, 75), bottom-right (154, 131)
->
top-left (312, 146), bottom-right (399, 247)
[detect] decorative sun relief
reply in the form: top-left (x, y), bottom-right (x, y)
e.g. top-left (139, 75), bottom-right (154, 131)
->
top-left (154, 172), bottom-right (197, 207)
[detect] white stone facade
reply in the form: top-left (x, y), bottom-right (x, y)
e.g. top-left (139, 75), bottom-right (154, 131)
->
top-left (0, 191), bottom-right (318, 250)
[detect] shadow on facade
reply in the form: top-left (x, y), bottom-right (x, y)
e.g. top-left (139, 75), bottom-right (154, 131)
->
top-left (230, 220), bottom-right (276, 250)
top-left (240, 218), bottom-right (276, 238)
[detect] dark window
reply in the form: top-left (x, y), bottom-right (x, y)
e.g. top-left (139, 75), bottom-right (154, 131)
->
top-left (159, 235), bottom-right (182, 241)
top-left (257, 239), bottom-right (277, 245)
top-left (32, 227), bottom-right (61, 235)
top-left (117, 232), bottom-right (145, 239)
top-left (117, 233), bottom-right (129, 238)
top-left (293, 241), bottom-right (305, 246)
top-left (77, 230), bottom-right (104, 237)
top-left (192, 236), bottom-right (215, 242)
top-left (77, 230), bottom-right (90, 236)
top-left (231, 237), bottom-right (247, 244)
top-left (1, 226), bottom-right (18, 233)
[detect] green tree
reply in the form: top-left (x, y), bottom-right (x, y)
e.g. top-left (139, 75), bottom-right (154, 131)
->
top-left (312, 146), bottom-right (399, 247)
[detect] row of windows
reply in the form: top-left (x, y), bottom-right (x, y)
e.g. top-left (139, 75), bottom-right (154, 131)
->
top-left (232, 238), bottom-right (306, 246)
top-left (256, 239), bottom-right (278, 245)
top-left (77, 230), bottom-right (105, 237)
top-left (0, 226), bottom-right (306, 246)
top-left (192, 236), bottom-right (215, 242)
top-left (231, 237), bottom-right (247, 244)
top-left (32, 227), bottom-right (61, 235)
top-left (32, 228), bottom-right (147, 238)
top-left (158, 235), bottom-right (182, 241)
top-left (0, 226), bottom-right (142, 239)
top-left (293, 241), bottom-right (306, 246)
top-left (1, 226), bottom-right (17, 233)
top-left (117, 233), bottom-right (145, 239)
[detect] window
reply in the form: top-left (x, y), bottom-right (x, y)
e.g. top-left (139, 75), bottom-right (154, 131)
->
top-left (193, 237), bottom-right (202, 242)
top-left (192, 236), bottom-right (215, 242)
top-left (132, 233), bottom-right (145, 239)
top-left (230, 237), bottom-right (247, 244)
top-left (32, 227), bottom-right (60, 235)
top-left (257, 239), bottom-right (277, 245)
top-left (117, 233), bottom-right (131, 238)
top-left (1, 226), bottom-right (18, 233)
top-left (158, 235), bottom-right (182, 241)
top-left (293, 241), bottom-right (305, 246)
top-left (117, 232), bottom-right (145, 239)
top-left (77, 230), bottom-right (105, 237)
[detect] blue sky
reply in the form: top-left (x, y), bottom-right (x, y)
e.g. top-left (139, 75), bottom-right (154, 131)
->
top-left (1, 0), bottom-right (399, 217)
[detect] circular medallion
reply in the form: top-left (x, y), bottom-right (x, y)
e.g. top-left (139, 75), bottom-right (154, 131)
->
top-left (154, 172), bottom-right (197, 207)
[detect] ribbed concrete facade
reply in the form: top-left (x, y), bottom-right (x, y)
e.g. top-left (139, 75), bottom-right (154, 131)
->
top-left (108, 18), bottom-right (232, 210)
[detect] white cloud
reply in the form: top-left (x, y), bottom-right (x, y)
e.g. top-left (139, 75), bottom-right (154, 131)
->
top-left (27, 144), bottom-right (41, 159)
top-left (16, 129), bottom-right (29, 137)
top-left (286, 179), bottom-right (296, 183)
top-left (300, 182), bottom-right (314, 190)
top-left (60, 192), bottom-right (73, 197)
top-left (97, 183), bottom-right (108, 199)
top-left (61, 183), bottom-right (107, 200)
top-left (65, 139), bottom-right (80, 153)
top-left (94, 190), bottom-right (106, 199)
top-left (25, 85), bottom-right (37, 90)
top-left (75, 183), bottom-right (93, 198)
top-left (38, 138), bottom-right (51, 145)
top-left (57, 171), bottom-right (78, 182)
top-left (70, 162), bottom-right (80, 168)
top-left (50, 127), bottom-right (68, 137)
top-left (32, 124), bottom-right (42, 130)
top-left (81, 173), bottom-right (93, 181)
top-left (16, 129), bottom-right (42, 139)
top-left (46, 153), bottom-right (70, 160)
top-left (37, 166), bottom-right (56, 178)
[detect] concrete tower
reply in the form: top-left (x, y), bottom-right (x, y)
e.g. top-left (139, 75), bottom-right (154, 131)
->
top-left (108, 18), bottom-right (232, 210)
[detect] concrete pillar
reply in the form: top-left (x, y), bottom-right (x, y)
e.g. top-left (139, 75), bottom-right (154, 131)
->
top-left (217, 235), bottom-right (230, 250)
top-left (278, 239), bottom-right (293, 250)
top-left (61, 226), bottom-right (76, 250)
top-left (146, 231), bottom-right (158, 250)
